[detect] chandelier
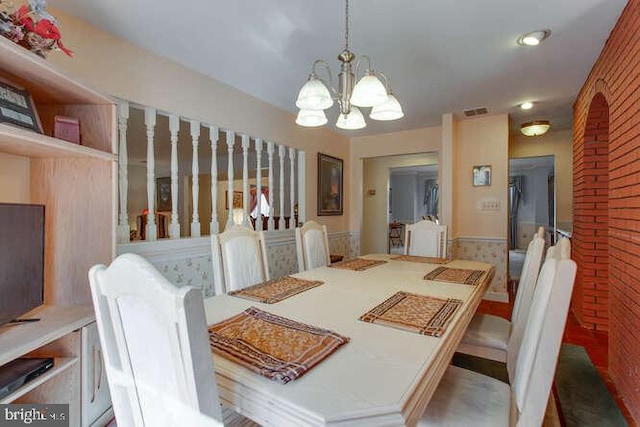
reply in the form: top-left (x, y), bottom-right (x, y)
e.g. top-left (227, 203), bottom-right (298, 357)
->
top-left (295, 0), bottom-right (404, 130)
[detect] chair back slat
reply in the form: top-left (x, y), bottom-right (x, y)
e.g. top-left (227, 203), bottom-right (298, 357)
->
top-left (295, 221), bottom-right (330, 271)
top-left (89, 253), bottom-right (223, 427)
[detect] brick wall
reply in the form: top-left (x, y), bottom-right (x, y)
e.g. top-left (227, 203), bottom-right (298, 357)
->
top-left (573, 0), bottom-right (640, 421)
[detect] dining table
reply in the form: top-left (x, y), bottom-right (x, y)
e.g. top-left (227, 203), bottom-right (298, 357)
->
top-left (203, 253), bottom-right (495, 427)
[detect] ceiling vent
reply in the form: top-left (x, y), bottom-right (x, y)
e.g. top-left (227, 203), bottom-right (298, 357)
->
top-left (463, 107), bottom-right (488, 117)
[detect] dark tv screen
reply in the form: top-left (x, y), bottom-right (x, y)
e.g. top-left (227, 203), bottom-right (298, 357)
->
top-left (0, 203), bottom-right (44, 327)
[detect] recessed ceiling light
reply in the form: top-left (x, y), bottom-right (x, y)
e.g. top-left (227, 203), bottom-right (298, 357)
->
top-left (520, 102), bottom-right (534, 110)
top-left (521, 120), bottom-right (551, 137)
top-left (517, 30), bottom-right (551, 46)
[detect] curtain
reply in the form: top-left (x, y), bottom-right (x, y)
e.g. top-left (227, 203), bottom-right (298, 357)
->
top-left (509, 176), bottom-right (524, 249)
top-left (423, 179), bottom-right (439, 217)
top-left (249, 187), bottom-right (269, 217)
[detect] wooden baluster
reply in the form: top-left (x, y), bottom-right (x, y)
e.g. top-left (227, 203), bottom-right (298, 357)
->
top-left (210, 126), bottom-right (219, 234)
top-left (278, 144), bottom-right (286, 230)
top-left (116, 100), bottom-right (130, 243)
top-left (255, 138), bottom-right (263, 231)
top-left (241, 134), bottom-right (250, 227)
top-left (169, 114), bottom-right (180, 238)
top-left (190, 120), bottom-right (201, 237)
top-left (289, 147), bottom-right (296, 229)
top-left (144, 107), bottom-right (157, 241)
top-left (297, 150), bottom-right (306, 224)
top-left (267, 141), bottom-right (275, 231)
top-left (226, 130), bottom-right (235, 230)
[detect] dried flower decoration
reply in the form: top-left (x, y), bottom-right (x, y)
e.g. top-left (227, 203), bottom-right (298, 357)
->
top-left (0, 0), bottom-right (72, 57)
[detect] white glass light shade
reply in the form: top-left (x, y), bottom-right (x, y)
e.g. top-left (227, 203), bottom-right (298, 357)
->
top-left (336, 107), bottom-right (366, 130)
top-left (296, 109), bottom-right (328, 127)
top-left (295, 78), bottom-right (333, 110)
top-left (370, 94), bottom-right (404, 121)
top-left (350, 74), bottom-right (388, 107)
top-left (520, 120), bottom-right (550, 137)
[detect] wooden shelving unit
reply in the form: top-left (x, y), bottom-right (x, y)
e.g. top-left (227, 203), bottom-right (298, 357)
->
top-left (0, 36), bottom-right (116, 426)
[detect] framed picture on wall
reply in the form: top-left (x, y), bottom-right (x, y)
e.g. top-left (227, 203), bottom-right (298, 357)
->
top-left (225, 191), bottom-right (243, 209)
top-left (156, 177), bottom-right (172, 211)
top-left (472, 165), bottom-right (492, 187)
top-left (317, 153), bottom-right (343, 216)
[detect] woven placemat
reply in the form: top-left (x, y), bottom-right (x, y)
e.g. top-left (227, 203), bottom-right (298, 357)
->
top-left (423, 266), bottom-right (487, 286)
top-left (391, 255), bottom-right (451, 264)
top-left (359, 291), bottom-right (462, 337)
top-left (209, 307), bottom-right (349, 384)
top-left (329, 258), bottom-right (387, 271)
top-left (228, 276), bottom-right (323, 304)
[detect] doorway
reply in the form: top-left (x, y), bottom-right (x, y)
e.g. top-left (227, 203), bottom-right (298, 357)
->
top-left (361, 153), bottom-right (439, 255)
top-left (508, 155), bottom-right (555, 284)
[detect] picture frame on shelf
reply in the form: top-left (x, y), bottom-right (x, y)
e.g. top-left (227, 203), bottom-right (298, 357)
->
top-left (317, 153), bottom-right (343, 216)
top-left (156, 177), bottom-right (172, 212)
top-left (472, 165), bottom-right (492, 187)
top-left (0, 76), bottom-right (42, 133)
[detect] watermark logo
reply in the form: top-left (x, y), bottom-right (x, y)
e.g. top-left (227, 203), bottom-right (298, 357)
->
top-left (0, 404), bottom-right (68, 426)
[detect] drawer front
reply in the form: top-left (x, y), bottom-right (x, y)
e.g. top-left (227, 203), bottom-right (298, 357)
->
top-left (82, 322), bottom-right (112, 427)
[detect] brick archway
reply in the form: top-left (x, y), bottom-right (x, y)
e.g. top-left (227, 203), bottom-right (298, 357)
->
top-left (572, 92), bottom-right (609, 330)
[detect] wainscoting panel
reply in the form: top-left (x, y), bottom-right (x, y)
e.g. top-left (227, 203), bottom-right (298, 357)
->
top-left (117, 231), bottom-right (360, 297)
top-left (452, 237), bottom-right (508, 301)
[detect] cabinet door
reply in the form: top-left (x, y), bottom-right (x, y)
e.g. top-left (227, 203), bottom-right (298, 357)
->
top-left (82, 322), bottom-right (112, 427)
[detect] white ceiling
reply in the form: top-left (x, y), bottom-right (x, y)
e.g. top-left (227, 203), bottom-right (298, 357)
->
top-left (49, 0), bottom-right (626, 136)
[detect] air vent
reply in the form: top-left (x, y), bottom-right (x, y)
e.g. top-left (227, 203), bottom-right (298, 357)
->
top-left (463, 107), bottom-right (488, 117)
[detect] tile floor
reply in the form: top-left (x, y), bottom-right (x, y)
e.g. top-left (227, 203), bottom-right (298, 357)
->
top-left (476, 294), bottom-right (636, 426)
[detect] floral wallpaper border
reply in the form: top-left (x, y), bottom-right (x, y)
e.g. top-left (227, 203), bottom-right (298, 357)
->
top-left (452, 237), bottom-right (508, 298)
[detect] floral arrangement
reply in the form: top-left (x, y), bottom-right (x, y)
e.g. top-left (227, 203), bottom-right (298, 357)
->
top-left (0, 0), bottom-right (72, 57)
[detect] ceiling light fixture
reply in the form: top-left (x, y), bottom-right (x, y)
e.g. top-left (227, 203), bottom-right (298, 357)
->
top-left (520, 101), bottom-right (534, 110)
top-left (521, 120), bottom-right (551, 137)
top-left (517, 29), bottom-right (551, 46)
top-left (295, 0), bottom-right (403, 130)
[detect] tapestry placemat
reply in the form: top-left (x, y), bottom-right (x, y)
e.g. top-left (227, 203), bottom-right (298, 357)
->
top-left (359, 291), bottom-right (462, 337)
top-left (391, 255), bottom-right (451, 264)
top-left (228, 276), bottom-right (324, 304)
top-left (209, 307), bottom-right (350, 384)
top-left (329, 258), bottom-right (387, 271)
top-left (423, 266), bottom-right (487, 286)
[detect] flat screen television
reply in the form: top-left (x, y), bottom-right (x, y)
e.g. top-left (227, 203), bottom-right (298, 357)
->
top-left (0, 203), bottom-right (45, 327)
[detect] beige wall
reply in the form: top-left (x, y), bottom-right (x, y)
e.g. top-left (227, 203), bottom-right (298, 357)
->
top-left (509, 129), bottom-right (573, 230)
top-left (349, 126), bottom-right (442, 232)
top-left (454, 114), bottom-right (509, 239)
top-left (47, 8), bottom-right (350, 233)
top-left (361, 153), bottom-right (439, 254)
top-left (0, 153), bottom-right (30, 203)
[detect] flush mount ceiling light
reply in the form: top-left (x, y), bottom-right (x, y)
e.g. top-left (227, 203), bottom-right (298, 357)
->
top-left (295, 0), bottom-right (403, 130)
top-left (521, 120), bottom-right (551, 137)
top-left (517, 29), bottom-right (551, 46)
top-left (520, 101), bottom-right (534, 110)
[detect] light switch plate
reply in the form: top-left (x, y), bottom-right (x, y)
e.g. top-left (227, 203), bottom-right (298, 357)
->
top-left (478, 198), bottom-right (501, 211)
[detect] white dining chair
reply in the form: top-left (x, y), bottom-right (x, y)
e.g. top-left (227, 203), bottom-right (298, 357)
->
top-left (211, 225), bottom-right (269, 295)
top-left (457, 227), bottom-right (546, 365)
top-left (404, 219), bottom-right (447, 258)
top-left (88, 253), bottom-right (254, 427)
top-left (419, 238), bottom-right (576, 427)
top-left (295, 220), bottom-right (331, 272)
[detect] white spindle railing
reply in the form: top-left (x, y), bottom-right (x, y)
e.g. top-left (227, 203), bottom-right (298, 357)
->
top-left (190, 120), bottom-right (201, 237)
top-left (255, 138), bottom-right (263, 231)
top-left (267, 141), bottom-right (275, 231)
top-left (169, 114), bottom-right (180, 238)
top-left (289, 147), bottom-right (296, 225)
top-left (144, 107), bottom-right (157, 241)
top-left (210, 126), bottom-right (219, 234)
top-left (226, 130), bottom-right (235, 229)
top-left (116, 100), bottom-right (130, 244)
top-left (117, 103), bottom-right (304, 242)
top-left (241, 134), bottom-right (250, 227)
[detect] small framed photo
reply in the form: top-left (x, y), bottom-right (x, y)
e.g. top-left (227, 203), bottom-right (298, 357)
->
top-left (317, 153), bottom-right (343, 216)
top-left (225, 190), bottom-right (243, 209)
top-left (473, 165), bottom-right (492, 187)
top-left (156, 177), bottom-right (172, 211)
top-left (0, 77), bottom-right (42, 133)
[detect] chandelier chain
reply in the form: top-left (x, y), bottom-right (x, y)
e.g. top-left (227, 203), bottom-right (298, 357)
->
top-left (344, 0), bottom-right (350, 50)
